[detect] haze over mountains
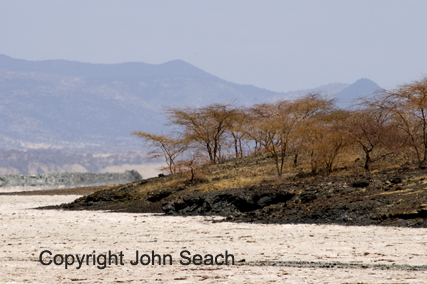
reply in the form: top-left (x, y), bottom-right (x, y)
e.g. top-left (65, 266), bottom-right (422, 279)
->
top-left (0, 54), bottom-right (382, 174)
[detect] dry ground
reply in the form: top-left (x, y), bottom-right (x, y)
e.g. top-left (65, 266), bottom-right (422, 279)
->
top-left (1, 195), bottom-right (427, 283)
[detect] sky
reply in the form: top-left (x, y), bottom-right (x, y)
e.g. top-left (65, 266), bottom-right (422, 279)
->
top-left (0, 0), bottom-right (426, 92)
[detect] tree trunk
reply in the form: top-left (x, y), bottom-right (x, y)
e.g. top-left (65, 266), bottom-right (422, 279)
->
top-left (310, 150), bottom-right (317, 175)
top-left (293, 152), bottom-right (298, 168)
top-left (234, 138), bottom-right (239, 158)
top-left (364, 150), bottom-right (372, 171)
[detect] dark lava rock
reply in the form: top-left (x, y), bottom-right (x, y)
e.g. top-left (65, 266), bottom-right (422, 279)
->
top-left (46, 165), bottom-right (427, 228)
top-left (162, 188), bottom-right (294, 216)
top-left (299, 191), bottom-right (318, 203)
top-left (351, 180), bottom-right (370, 188)
top-left (389, 176), bottom-right (403, 184)
top-left (147, 190), bottom-right (173, 202)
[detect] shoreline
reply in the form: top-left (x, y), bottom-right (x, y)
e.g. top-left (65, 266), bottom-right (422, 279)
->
top-left (0, 185), bottom-right (113, 196)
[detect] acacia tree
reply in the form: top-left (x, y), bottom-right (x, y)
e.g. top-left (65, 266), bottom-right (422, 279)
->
top-left (165, 103), bottom-right (238, 164)
top-left (288, 94), bottom-right (335, 168)
top-left (244, 101), bottom-right (292, 176)
top-left (228, 108), bottom-right (250, 158)
top-left (319, 110), bottom-right (352, 174)
top-left (381, 77), bottom-right (427, 168)
top-left (172, 150), bottom-right (207, 182)
top-left (131, 131), bottom-right (188, 174)
top-left (343, 104), bottom-right (397, 171)
top-left (297, 108), bottom-right (350, 175)
top-left (244, 94), bottom-right (334, 176)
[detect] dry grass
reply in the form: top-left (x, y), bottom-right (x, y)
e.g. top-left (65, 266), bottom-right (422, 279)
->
top-left (196, 175), bottom-right (266, 193)
top-left (135, 176), bottom-right (187, 194)
top-left (144, 150), bottom-right (385, 194)
top-left (15, 149), bottom-right (422, 197)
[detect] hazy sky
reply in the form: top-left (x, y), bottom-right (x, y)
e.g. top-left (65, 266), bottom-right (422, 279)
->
top-left (1, 0), bottom-right (426, 92)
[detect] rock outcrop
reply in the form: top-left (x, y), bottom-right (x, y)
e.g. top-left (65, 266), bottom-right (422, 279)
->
top-left (162, 188), bottom-right (295, 216)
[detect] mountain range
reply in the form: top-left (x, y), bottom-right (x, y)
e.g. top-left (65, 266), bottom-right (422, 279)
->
top-left (0, 54), bottom-right (381, 151)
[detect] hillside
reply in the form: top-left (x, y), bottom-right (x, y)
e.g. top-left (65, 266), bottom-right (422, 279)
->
top-left (0, 55), bottom-right (282, 149)
top-left (1, 55), bottom-right (386, 176)
top-left (38, 153), bottom-right (427, 228)
top-left (0, 55), bottom-right (351, 150)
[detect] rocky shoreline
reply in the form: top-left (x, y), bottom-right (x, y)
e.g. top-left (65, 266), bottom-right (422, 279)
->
top-left (46, 166), bottom-right (427, 228)
top-left (161, 168), bottom-right (427, 227)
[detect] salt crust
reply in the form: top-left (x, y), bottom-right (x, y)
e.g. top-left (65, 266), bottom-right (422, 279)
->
top-left (1, 195), bottom-right (426, 283)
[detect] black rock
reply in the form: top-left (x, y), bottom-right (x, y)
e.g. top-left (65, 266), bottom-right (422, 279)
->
top-left (351, 180), bottom-right (369, 188)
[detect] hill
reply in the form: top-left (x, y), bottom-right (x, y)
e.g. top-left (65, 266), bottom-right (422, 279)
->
top-left (38, 153), bottom-right (427, 228)
top-left (0, 55), bottom-right (355, 150)
top-left (2, 55), bottom-right (383, 175)
top-left (334, 78), bottom-right (382, 108)
top-left (0, 55), bottom-right (284, 149)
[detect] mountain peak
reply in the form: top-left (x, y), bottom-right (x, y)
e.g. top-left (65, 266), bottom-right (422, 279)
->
top-left (334, 78), bottom-right (382, 108)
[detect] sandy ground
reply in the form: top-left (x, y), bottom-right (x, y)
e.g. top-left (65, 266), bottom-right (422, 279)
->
top-left (1, 195), bottom-right (427, 283)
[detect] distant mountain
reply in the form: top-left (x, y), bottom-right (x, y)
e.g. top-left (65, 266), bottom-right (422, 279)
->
top-left (334, 78), bottom-right (382, 108)
top-left (0, 54), bottom-right (216, 79)
top-left (0, 55), bottom-right (283, 149)
top-left (0, 55), bottom-right (350, 150)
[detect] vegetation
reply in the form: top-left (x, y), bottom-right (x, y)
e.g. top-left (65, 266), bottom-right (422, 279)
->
top-left (42, 76), bottom-right (427, 229)
top-left (131, 132), bottom-right (188, 174)
top-left (134, 77), bottom-right (427, 179)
